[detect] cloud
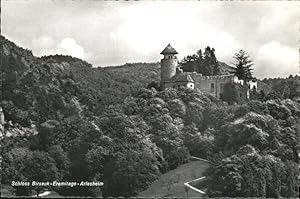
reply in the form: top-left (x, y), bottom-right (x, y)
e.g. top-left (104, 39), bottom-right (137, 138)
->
top-left (57, 38), bottom-right (86, 59)
top-left (32, 35), bottom-right (55, 55)
top-left (255, 41), bottom-right (299, 78)
top-left (32, 36), bottom-right (55, 50)
top-left (31, 36), bottom-right (90, 59)
top-left (2, 1), bottom-right (299, 77)
top-left (109, 3), bottom-right (241, 61)
top-left (257, 3), bottom-right (299, 48)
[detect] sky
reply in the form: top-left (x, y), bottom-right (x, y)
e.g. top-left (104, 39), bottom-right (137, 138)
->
top-left (2, 0), bottom-right (300, 79)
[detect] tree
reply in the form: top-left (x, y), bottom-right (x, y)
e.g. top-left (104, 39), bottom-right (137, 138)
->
top-left (146, 81), bottom-right (161, 91)
top-left (2, 147), bottom-right (60, 196)
top-left (182, 124), bottom-right (214, 159)
top-left (203, 47), bottom-right (219, 75)
top-left (231, 50), bottom-right (253, 80)
top-left (265, 76), bottom-right (300, 99)
top-left (180, 46), bottom-right (219, 76)
top-left (205, 145), bottom-right (297, 198)
top-left (167, 99), bottom-right (186, 118)
top-left (215, 112), bottom-right (275, 155)
top-left (203, 106), bottom-right (232, 130)
top-left (221, 83), bottom-right (247, 104)
top-left (47, 145), bottom-right (70, 180)
top-left (184, 102), bottom-right (204, 128)
top-left (102, 150), bottom-right (161, 197)
top-left (180, 54), bottom-right (199, 72)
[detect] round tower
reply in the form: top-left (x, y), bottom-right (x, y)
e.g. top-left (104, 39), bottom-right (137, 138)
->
top-left (160, 44), bottom-right (178, 90)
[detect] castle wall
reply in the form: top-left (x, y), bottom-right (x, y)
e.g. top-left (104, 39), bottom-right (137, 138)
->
top-left (165, 81), bottom-right (194, 89)
top-left (191, 74), bottom-right (236, 98)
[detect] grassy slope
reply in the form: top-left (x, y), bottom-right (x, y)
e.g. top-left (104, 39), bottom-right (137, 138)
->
top-left (139, 160), bottom-right (209, 197)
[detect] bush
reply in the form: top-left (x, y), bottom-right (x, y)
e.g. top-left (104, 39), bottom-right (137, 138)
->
top-left (184, 102), bottom-right (204, 128)
top-left (247, 100), bottom-right (269, 115)
top-left (203, 106), bottom-right (232, 130)
top-left (205, 146), bottom-right (299, 198)
top-left (164, 147), bottom-right (189, 170)
top-left (221, 83), bottom-right (247, 104)
top-left (267, 100), bottom-right (291, 120)
top-left (155, 88), bottom-right (178, 102)
top-left (167, 99), bottom-right (186, 118)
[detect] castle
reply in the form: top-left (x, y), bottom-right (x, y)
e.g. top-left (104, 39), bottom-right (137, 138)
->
top-left (160, 44), bottom-right (257, 99)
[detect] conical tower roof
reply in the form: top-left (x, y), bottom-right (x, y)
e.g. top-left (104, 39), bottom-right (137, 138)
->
top-left (160, 44), bottom-right (178, 55)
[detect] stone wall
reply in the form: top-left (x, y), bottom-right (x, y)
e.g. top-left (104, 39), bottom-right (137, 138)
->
top-left (162, 68), bottom-right (255, 100)
top-left (165, 81), bottom-right (194, 89)
top-left (191, 73), bottom-right (236, 99)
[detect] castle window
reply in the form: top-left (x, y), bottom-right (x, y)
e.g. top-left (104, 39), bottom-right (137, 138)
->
top-left (211, 83), bottom-right (214, 93)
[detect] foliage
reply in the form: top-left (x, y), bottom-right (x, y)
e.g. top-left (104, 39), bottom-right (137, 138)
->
top-left (182, 124), bottom-right (214, 159)
top-left (2, 147), bottom-right (60, 196)
top-left (230, 50), bottom-right (253, 80)
top-left (221, 83), bottom-right (247, 104)
top-left (167, 99), bottom-right (186, 118)
top-left (262, 75), bottom-right (300, 100)
top-left (184, 102), bottom-right (204, 128)
top-left (1, 35), bottom-right (299, 198)
top-left (202, 106), bottom-right (232, 130)
top-left (102, 150), bottom-right (161, 197)
top-left (180, 46), bottom-right (226, 76)
top-left (206, 97), bottom-right (300, 198)
top-left (266, 100), bottom-right (292, 120)
top-left (205, 146), bottom-right (299, 198)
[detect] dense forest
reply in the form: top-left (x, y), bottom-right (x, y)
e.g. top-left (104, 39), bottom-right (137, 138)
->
top-left (0, 35), bottom-right (299, 197)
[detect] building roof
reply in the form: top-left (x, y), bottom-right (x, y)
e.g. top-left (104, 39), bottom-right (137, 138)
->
top-left (160, 44), bottom-right (178, 55)
top-left (166, 72), bottom-right (194, 83)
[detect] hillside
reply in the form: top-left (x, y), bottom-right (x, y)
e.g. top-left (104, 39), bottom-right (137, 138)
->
top-left (1, 35), bottom-right (236, 113)
top-left (1, 36), bottom-right (299, 198)
top-left (33, 50), bottom-right (232, 110)
top-left (262, 76), bottom-right (300, 99)
top-left (1, 35), bottom-right (91, 125)
top-left (1, 35), bottom-right (161, 118)
top-left (40, 56), bottom-right (161, 109)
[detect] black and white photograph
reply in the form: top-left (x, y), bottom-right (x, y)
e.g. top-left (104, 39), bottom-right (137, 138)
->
top-left (0, 0), bottom-right (299, 198)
